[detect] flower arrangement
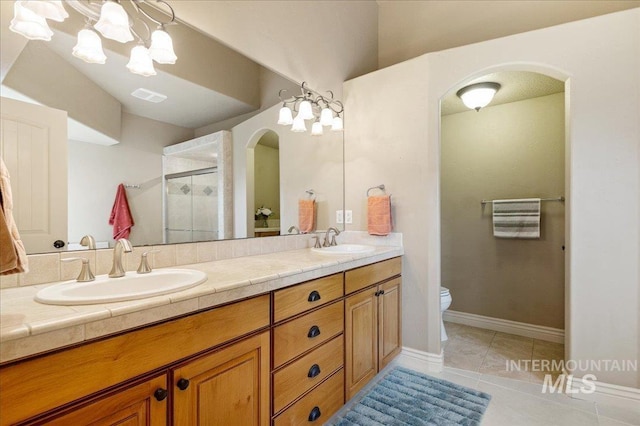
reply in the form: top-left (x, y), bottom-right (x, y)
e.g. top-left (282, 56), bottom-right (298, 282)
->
top-left (255, 206), bottom-right (273, 227)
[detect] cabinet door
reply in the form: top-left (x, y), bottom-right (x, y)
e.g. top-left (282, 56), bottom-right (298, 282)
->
top-left (39, 375), bottom-right (167, 426)
top-left (378, 278), bottom-right (402, 370)
top-left (345, 286), bottom-right (378, 400)
top-left (172, 331), bottom-right (270, 426)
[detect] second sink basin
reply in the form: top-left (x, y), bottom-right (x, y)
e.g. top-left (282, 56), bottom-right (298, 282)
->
top-left (311, 244), bottom-right (376, 255)
top-left (35, 269), bottom-right (208, 306)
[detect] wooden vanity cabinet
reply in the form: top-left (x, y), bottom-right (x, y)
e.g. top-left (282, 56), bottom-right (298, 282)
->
top-left (344, 258), bottom-right (402, 400)
top-left (271, 273), bottom-right (345, 425)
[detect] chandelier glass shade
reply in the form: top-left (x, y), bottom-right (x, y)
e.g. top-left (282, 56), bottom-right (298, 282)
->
top-left (277, 82), bottom-right (344, 136)
top-left (9, 0), bottom-right (178, 77)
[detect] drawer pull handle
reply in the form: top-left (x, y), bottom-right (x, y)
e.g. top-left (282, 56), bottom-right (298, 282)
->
top-left (308, 290), bottom-right (321, 302)
top-left (308, 406), bottom-right (322, 422)
top-left (307, 325), bottom-right (321, 338)
top-left (177, 378), bottom-right (190, 390)
top-left (153, 388), bottom-right (168, 401)
top-left (307, 364), bottom-right (321, 378)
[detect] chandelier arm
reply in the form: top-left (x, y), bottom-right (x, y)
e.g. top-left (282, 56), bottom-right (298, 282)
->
top-left (64, 0), bottom-right (102, 21)
top-left (130, 0), bottom-right (176, 26)
top-left (130, 17), bottom-right (151, 43)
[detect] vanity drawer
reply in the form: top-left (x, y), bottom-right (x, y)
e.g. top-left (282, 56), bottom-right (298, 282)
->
top-left (273, 273), bottom-right (343, 323)
top-left (273, 369), bottom-right (344, 426)
top-left (273, 336), bottom-right (344, 413)
top-left (345, 257), bottom-right (402, 295)
top-left (273, 301), bottom-right (344, 368)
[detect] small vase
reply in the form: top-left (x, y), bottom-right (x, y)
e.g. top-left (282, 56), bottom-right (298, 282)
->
top-left (262, 218), bottom-right (269, 228)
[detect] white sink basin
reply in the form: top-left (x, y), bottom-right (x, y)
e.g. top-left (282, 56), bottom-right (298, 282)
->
top-left (35, 269), bottom-right (207, 306)
top-left (311, 244), bottom-right (376, 255)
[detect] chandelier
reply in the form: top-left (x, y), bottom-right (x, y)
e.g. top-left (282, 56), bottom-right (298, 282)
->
top-left (9, 0), bottom-right (178, 77)
top-left (277, 82), bottom-right (344, 136)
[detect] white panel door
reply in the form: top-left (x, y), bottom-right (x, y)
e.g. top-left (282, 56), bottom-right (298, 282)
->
top-left (1, 97), bottom-right (68, 253)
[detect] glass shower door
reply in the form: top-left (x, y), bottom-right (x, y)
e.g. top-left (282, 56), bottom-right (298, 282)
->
top-left (165, 169), bottom-right (218, 243)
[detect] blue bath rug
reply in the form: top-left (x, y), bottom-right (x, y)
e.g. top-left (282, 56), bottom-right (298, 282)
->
top-left (329, 367), bottom-right (491, 426)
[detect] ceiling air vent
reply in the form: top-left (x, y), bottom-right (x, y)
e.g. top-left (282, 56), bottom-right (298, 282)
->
top-left (131, 88), bottom-right (167, 103)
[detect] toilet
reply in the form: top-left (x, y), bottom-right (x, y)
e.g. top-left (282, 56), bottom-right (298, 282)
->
top-left (440, 287), bottom-right (452, 341)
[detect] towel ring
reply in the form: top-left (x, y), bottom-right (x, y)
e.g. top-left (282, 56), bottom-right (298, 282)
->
top-left (367, 184), bottom-right (385, 197)
top-left (306, 189), bottom-right (316, 200)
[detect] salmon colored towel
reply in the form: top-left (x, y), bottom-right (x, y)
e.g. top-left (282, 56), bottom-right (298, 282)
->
top-left (299, 199), bottom-right (316, 233)
top-left (109, 184), bottom-right (134, 240)
top-left (368, 195), bottom-right (392, 236)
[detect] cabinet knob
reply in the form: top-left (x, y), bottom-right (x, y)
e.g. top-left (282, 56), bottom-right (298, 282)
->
top-left (308, 406), bottom-right (322, 422)
top-left (308, 290), bottom-right (321, 302)
top-left (154, 388), bottom-right (168, 401)
top-left (307, 364), bottom-right (321, 378)
top-left (375, 290), bottom-right (381, 297)
top-left (177, 378), bottom-right (190, 390)
top-left (307, 325), bottom-right (321, 339)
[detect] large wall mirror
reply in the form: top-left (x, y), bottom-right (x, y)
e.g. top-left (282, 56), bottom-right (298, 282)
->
top-left (0, 1), bottom-right (344, 255)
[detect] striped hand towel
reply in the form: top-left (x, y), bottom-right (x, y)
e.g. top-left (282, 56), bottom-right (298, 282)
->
top-left (492, 198), bottom-right (541, 238)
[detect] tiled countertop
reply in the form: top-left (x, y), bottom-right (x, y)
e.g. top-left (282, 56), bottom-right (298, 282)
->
top-left (0, 245), bottom-right (403, 364)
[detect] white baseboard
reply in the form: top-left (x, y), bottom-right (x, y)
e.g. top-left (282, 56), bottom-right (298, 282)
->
top-left (393, 347), bottom-right (444, 373)
top-left (565, 373), bottom-right (640, 412)
top-left (443, 310), bottom-right (564, 343)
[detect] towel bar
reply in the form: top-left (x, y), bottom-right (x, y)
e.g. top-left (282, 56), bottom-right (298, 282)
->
top-left (481, 196), bottom-right (565, 205)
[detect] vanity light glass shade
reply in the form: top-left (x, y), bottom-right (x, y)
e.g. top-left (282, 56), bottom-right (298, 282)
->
top-left (73, 28), bottom-right (107, 64)
top-left (291, 114), bottom-right (307, 132)
top-left (311, 121), bottom-right (323, 136)
top-left (331, 116), bottom-right (343, 131)
top-left (22, 0), bottom-right (68, 22)
top-left (278, 106), bottom-right (294, 125)
top-left (320, 108), bottom-right (333, 126)
top-left (149, 28), bottom-right (177, 64)
top-left (10, 1), bottom-right (54, 41)
top-left (127, 45), bottom-right (156, 77)
top-left (94, 1), bottom-right (134, 43)
top-left (298, 100), bottom-right (314, 120)
top-left (457, 82), bottom-right (501, 111)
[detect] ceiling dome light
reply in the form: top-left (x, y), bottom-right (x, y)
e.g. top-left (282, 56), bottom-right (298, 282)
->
top-left (127, 44), bottom-right (156, 77)
top-left (278, 106), bottom-right (293, 125)
top-left (73, 28), bottom-right (107, 64)
top-left (22, 0), bottom-right (68, 22)
top-left (149, 26), bottom-right (177, 64)
top-left (94, 1), bottom-right (134, 43)
top-left (10, 1), bottom-right (54, 41)
top-left (456, 82), bottom-right (501, 111)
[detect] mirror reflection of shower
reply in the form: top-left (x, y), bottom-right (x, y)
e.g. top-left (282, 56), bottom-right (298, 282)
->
top-left (165, 168), bottom-right (218, 243)
top-left (162, 131), bottom-right (234, 243)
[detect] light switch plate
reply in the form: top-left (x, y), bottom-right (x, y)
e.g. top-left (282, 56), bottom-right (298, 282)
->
top-left (336, 210), bottom-right (344, 224)
top-left (345, 210), bottom-right (353, 224)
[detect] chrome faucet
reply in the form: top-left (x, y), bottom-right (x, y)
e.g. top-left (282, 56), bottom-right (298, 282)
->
top-left (287, 225), bottom-right (300, 235)
top-left (80, 234), bottom-right (96, 250)
top-left (109, 238), bottom-right (132, 278)
top-left (323, 227), bottom-right (341, 247)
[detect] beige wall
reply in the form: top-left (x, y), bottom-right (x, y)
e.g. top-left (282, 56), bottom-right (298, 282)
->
top-left (441, 93), bottom-right (565, 329)
top-left (254, 143), bottom-right (281, 220)
top-left (68, 113), bottom-right (194, 246)
top-left (378, 1), bottom-right (640, 68)
top-left (345, 9), bottom-right (639, 388)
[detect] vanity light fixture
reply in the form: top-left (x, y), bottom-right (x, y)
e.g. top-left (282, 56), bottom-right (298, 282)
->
top-left (456, 82), bottom-right (501, 111)
top-left (277, 82), bottom-right (344, 136)
top-left (9, 0), bottom-right (179, 77)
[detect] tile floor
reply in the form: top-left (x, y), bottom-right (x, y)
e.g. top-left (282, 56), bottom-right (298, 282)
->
top-left (327, 322), bottom-right (640, 425)
top-left (442, 322), bottom-right (564, 383)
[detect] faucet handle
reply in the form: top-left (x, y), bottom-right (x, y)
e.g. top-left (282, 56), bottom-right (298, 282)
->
top-left (137, 250), bottom-right (160, 274)
top-left (312, 235), bottom-right (322, 249)
top-left (330, 235), bottom-right (338, 246)
top-left (62, 257), bottom-right (95, 282)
